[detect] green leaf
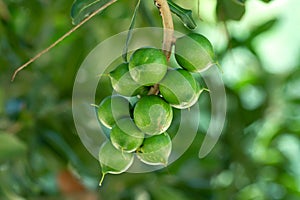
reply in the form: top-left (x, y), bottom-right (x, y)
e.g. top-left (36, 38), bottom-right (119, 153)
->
top-left (249, 19), bottom-right (277, 39)
top-left (167, 0), bottom-right (197, 30)
top-left (260, 0), bottom-right (273, 2)
top-left (0, 133), bottom-right (27, 163)
top-left (122, 0), bottom-right (141, 62)
top-left (71, 0), bottom-right (117, 25)
top-left (42, 131), bottom-right (82, 169)
top-left (235, 0), bottom-right (246, 4)
top-left (217, 0), bottom-right (246, 21)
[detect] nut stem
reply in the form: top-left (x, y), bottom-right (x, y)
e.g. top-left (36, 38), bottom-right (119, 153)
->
top-left (150, 0), bottom-right (174, 95)
top-left (154, 0), bottom-right (174, 60)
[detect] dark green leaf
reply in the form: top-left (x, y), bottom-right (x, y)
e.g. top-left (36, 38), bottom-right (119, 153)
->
top-left (235, 0), bottom-right (246, 4)
top-left (122, 0), bottom-right (141, 62)
top-left (167, 0), bottom-right (197, 30)
top-left (0, 133), bottom-right (27, 163)
top-left (249, 19), bottom-right (277, 39)
top-left (260, 0), bottom-right (273, 2)
top-left (217, 0), bottom-right (246, 21)
top-left (71, 0), bottom-right (117, 25)
top-left (42, 131), bottom-right (82, 170)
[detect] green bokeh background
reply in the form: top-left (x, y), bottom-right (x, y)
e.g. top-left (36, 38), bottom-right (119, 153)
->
top-left (1, 0), bottom-right (300, 199)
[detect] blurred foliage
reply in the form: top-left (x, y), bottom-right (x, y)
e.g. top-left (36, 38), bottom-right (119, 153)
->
top-left (1, 0), bottom-right (300, 199)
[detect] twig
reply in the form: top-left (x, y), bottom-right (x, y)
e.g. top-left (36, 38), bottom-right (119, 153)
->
top-left (154, 0), bottom-right (174, 60)
top-left (11, 0), bottom-right (117, 81)
top-left (147, 84), bottom-right (160, 95)
top-left (149, 0), bottom-right (174, 95)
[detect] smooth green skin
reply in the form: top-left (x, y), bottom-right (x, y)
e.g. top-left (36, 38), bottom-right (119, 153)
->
top-left (133, 95), bottom-right (173, 135)
top-left (137, 133), bottom-right (172, 166)
top-left (97, 95), bottom-right (131, 129)
top-left (110, 117), bottom-right (144, 153)
top-left (159, 69), bottom-right (200, 109)
top-left (129, 47), bottom-right (168, 86)
top-left (110, 63), bottom-right (149, 97)
top-left (98, 141), bottom-right (134, 185)
top-left (175, 33), bottom-right (215, 72)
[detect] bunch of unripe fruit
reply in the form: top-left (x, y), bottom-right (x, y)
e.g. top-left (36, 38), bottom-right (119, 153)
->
top-left (96, 33), bottom-right (215, 184)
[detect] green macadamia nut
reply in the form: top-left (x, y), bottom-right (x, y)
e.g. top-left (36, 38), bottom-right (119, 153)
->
top-left (109, 63), bottom-right (149, 97)
top-left (110, 117), bottom-right (144, 153)
top-left (98, 141), bottom-right (134, 185)
top-left (97, 95), bottom-right (131, 129)
top-left (133, 95), bottom-right (173, 135)
top-left (159, 69), bottom-right (201, 109)
top-left (137, 133), bottom-right (172, 166)
top-left (175, 33), bottom-right (215, 72)
top-left (129, 47), bottom-right (168, 86)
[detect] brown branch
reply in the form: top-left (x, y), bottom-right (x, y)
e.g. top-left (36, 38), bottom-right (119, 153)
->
top-left (154, 0), bottom-right (174, 60)
top-left (147, 84), bottom-right (160, 95)
top-left (148, 0), bottom-right (174, 95)
top-left (11, 0), bottom-right (117, 81)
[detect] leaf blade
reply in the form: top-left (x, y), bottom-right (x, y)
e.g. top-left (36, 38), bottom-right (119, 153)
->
top-left (217, 0), bottom-right (246, 21)
top-left (167, 0), bottom-right (197, 30)
top-left (122, 0), bottom-right (141, 62)
top-left (0, 133), bottom-right (27, 163)
top-left (71, 0), bottom-right (118, 25)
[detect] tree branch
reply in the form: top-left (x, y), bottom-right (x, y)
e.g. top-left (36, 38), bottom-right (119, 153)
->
top-left (155, 0), bottom-right (174, 60)
top-left (148, 0), bottom-right (174, 95)
top-left (11, 0), bottom-right (117, 82)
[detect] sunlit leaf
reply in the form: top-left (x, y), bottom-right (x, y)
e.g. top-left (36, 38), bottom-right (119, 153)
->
top-left (248, 19), bottom-right (277, 40)
top-left (167, 0), bottom-right (197, 29)
top-left (71, 0), bottom-right (117, 25)
top-left (0, 133), bottom-right (27, 163)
